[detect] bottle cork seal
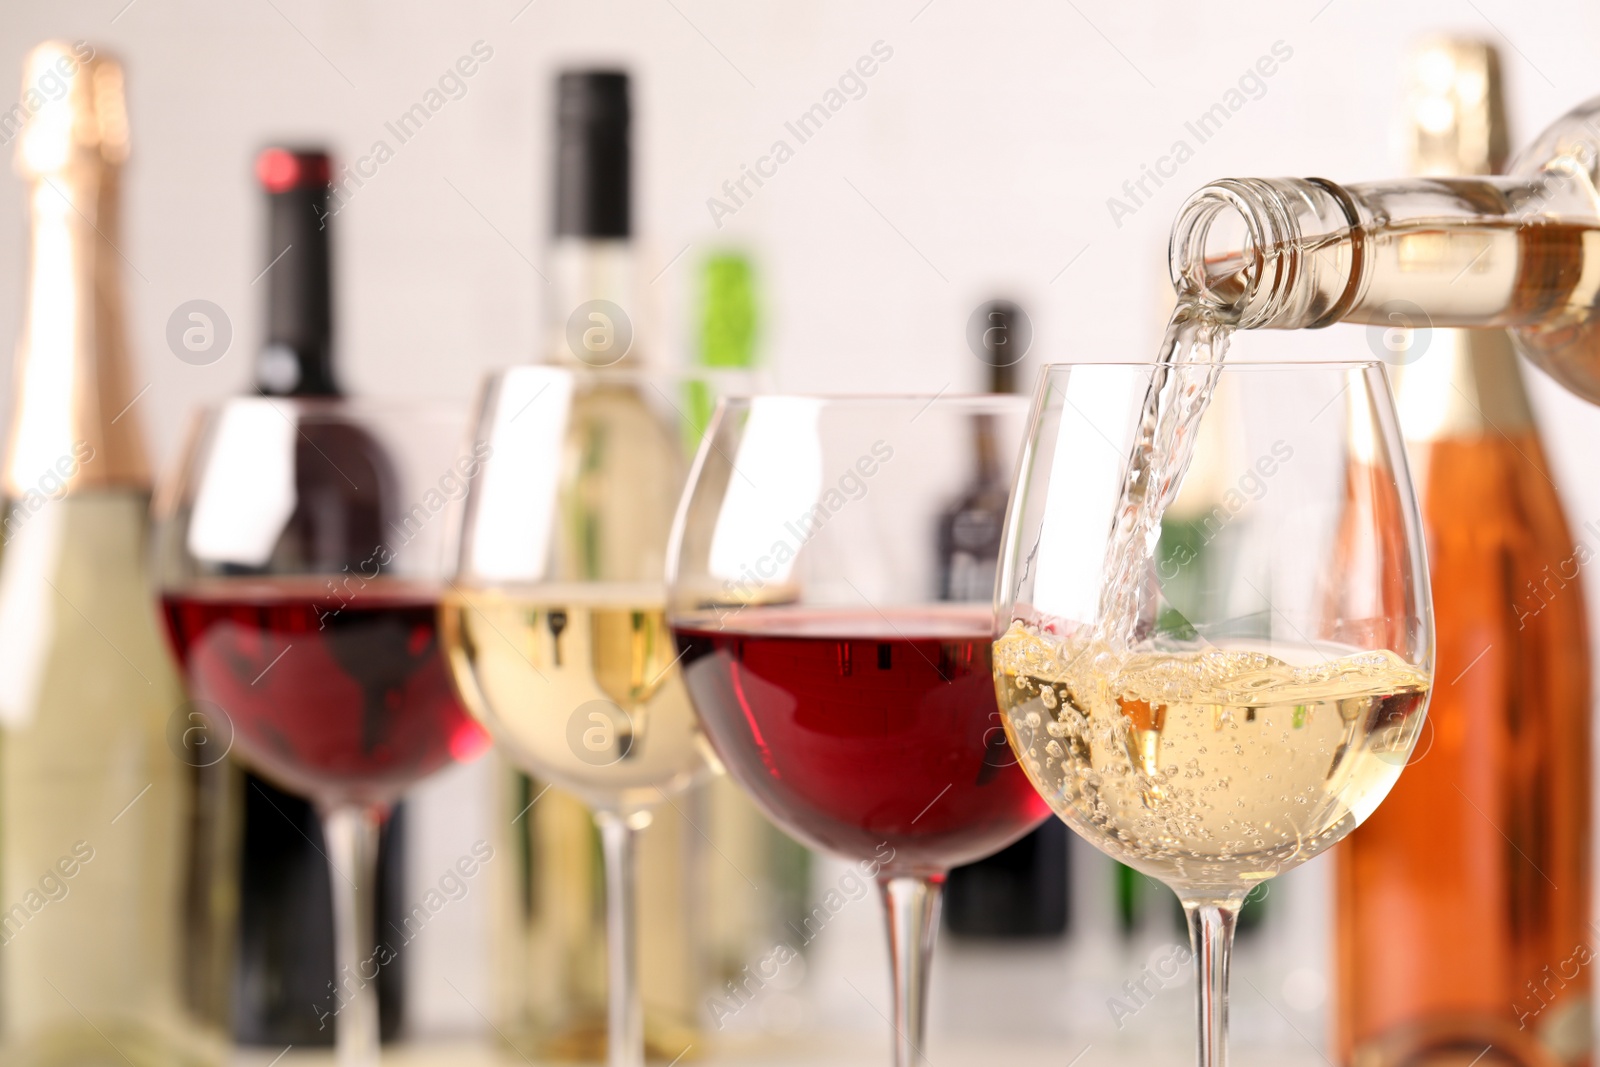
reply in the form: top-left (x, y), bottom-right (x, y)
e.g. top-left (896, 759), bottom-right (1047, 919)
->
top-left (1407, 37), bottom-right (1506, 178)
top-left (15, 41), bottom-right (125, 177)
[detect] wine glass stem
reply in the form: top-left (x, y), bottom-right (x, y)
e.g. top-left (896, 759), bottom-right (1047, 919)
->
top-left (322, 803), bottom-right (386, 1067)
top-left (596, 810), bottom-right (649, 1067)
top-left (877, 874), bottom-right (944, 1067)
top-left (1182, 898), bottom-right (1240, 1067)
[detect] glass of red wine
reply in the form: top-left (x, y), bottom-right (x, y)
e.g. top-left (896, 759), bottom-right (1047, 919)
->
top-left (666, 395), bottom-right (1050, 1067)
top-left (153, 398), bottom-right (490, 1067)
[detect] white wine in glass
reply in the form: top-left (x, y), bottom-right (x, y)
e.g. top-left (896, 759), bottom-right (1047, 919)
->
top-left (995, 361), bottom-right (1433, 1066)
top-left (443, 587), bottom-right (704, 813)
top-left (996, 635), bottom-right (1429, 892)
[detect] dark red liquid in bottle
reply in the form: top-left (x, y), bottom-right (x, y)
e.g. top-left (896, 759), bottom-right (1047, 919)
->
top-left (162, 583), bottom-right (488, 807)
top-left (673, 608), bottom-right (1048, 874)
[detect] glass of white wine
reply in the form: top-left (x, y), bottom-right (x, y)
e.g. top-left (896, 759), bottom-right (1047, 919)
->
top-left (442, 365), bottom-right (738, 1067)
top-left (995, 361), bottom-right (1434, 1065)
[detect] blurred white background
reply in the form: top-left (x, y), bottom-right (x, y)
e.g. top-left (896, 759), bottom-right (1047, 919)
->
top-left (4, 0), bottom-right (1600, 477)
top-left (2, 1), bottom-right (1598, 1063)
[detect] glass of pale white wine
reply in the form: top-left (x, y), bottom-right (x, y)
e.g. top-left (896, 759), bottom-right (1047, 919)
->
top-left (442, 365), bottom-right (744, 1067)
top-left (994, 361), bottom-right (1434, 1066)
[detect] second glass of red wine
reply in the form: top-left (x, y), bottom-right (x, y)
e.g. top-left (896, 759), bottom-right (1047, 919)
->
top-left (154, 399), bottom-right (490, 1067)
top-left (666, 395), bottom-right (1050, 1067)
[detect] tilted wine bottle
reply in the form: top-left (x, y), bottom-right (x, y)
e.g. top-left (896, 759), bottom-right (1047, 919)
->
top-left (1168, 84), bottom-right (1600, 406)
top-left (228, 146), bottom-right (409, 1046)
top-left (1334, 40), bottom-right (1591, 1066)
top-left (0, 41), bottom-right (232, 1066)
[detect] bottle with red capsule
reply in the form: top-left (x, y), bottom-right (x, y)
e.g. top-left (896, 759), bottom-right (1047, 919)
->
top-left (226, 146), bottom-right (410, 1048)
top-left (254, 147), bottom-right (338, 397)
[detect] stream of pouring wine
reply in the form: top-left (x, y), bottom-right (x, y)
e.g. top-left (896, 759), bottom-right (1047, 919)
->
top-left (1094, 300), bottom-right (1232, 649)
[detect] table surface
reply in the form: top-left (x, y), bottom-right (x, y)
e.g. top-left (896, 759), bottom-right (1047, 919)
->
top-left (230, 1035), bottom-right (1329, 1067)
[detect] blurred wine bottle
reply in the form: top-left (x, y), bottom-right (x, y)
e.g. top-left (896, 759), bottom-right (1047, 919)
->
top-left (227, 147), bottom-right (408, 1046)
top-left (0, 41), bottom-right (232, 1065)
top-left (689, 252), bottom-right (814, 1019)
top-left (940, 300), bottom-right (1071, 940)
top-left (493, 69), bottom-right (701, 1061)
top-left (1335, 38), bottom-right (1592, 1067)
top-left (684, 253), bottom-right (756, 441)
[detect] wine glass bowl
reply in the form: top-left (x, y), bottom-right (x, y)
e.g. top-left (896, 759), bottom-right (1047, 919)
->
top-left (442, 583), bottom-right (706, 812)
top-left (994, 360), bottom-right (1433, 1062)
top-left (996, 625), bottom-right (1430, 895)
top-left (444, 364), bottom-right (738, 1067)
top-left (153, 397), bottom-right (489, 1067)
top-left (996, 362), bottom-right (1433, 897)
top-left (667, 394), bottom-right (1049, 1066)
top-left (443, 366), bottom-right (712, 812)
top-left (156, 398), bottom-right (487, 809)
top-left (671, 607), bottom-right (1048, 875)
top-left (162, 581), bottom-right (482, 808)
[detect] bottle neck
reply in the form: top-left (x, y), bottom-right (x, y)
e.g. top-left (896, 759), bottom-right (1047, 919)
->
top-left (258, 183), bottom-right (337, 397)
top-left (971, 412), bottom-right (1001, 484)
top-left (1169, 177), bottom-right (1368, 330)
top-left (546, 237), bottom-right (642, 368)
top-left (698, 254), bottom-right (757, 370)
top-left (6, 162), bottom-right (149, 495)
top-left (1170, 167), bottom-right (1600, 332)
top-left (1392, 37), bottom-right (1533, 442)
top-left (549, 72), bottom-right (635, 370)
top-left (971, 326), bottom-right (1017, 485)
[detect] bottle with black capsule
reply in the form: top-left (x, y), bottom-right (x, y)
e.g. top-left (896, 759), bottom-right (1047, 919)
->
top-left (941, 300), bottom-right (1072, 941)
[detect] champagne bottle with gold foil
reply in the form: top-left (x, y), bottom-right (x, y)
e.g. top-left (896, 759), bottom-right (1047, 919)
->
top-left (1335, 39), bottom-right (1592, 1067)
top-left (0, 41), bottom-right (233, 1066)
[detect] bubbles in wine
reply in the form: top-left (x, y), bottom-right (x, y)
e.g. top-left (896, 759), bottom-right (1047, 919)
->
top-left (995, 625), bottom-right (1429, 894)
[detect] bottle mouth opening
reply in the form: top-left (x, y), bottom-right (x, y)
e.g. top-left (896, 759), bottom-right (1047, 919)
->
top-left (1169, 189), bottom-right (1262, 321)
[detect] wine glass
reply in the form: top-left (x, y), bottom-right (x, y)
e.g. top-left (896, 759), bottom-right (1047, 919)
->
top-left (444, 365), bottom-right (736, 1067)
top-left (994, 361), bottom-right (1434, 1065)
top-left (666, 394), bottom-right (1051, 1067)
top-left (154, 398), bottom-right (490, 1067)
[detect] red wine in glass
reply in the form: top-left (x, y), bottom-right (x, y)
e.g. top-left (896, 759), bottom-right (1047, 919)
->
top-left (673, 606), bottom-right (1048, 874)
top-left (162, 581), bottom-right (489, 806)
